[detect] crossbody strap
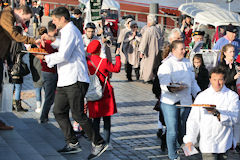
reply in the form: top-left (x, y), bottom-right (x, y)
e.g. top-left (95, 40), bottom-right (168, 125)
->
top-left (88, 57), bottom-right (108, 92)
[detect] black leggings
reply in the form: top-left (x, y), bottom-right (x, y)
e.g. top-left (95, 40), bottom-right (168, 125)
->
top-left (93, 116), bottom-right (111, 144)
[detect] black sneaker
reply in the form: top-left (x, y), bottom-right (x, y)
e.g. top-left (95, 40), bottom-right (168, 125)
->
top-left (88, 143), bottom-right (108, 160)
top-left (58, 142), bottom-right (82, 154)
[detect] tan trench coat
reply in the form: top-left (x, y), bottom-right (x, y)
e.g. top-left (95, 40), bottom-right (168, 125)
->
top-left (138, 25), bottom-right (162, 82)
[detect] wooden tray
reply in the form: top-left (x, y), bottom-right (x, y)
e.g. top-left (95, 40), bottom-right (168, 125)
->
top-left (22, 50), bottom-right (48, 55)
top-left (176, 104), bottom-right (216, 108)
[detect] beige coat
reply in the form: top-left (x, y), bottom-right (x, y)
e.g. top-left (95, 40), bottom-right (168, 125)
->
top-left (138, 25), bottom-right (162, 82)
top-left (122, 31), bottom-right (141, 68)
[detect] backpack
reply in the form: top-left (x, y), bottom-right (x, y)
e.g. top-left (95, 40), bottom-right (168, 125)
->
top-left (86, 58), bottom-right (108, 101)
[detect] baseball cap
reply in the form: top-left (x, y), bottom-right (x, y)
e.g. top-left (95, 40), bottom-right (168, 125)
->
top-left (226, 24), bottom-right (238, 33)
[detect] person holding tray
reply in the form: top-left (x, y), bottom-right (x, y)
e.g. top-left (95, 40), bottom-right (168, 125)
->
top-left (157, 40), bottom-right (201, 160)
top-left (34, 7), bottom-right (108, 159)
top-left (184, 66), bottom-right (240, 160)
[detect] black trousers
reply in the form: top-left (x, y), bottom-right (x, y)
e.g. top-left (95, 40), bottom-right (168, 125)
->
top-left (53, 81), bottom-right (104, 145)
top-left (126, 62), bottom-right (140, 80)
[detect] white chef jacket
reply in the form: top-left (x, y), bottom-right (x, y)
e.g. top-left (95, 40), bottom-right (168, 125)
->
top-left (183, 85), bottom-right (240, 153)
top-left (157, 55), bottom-right (201, 105)
top-left (45, 21), bottom-right (90, 87)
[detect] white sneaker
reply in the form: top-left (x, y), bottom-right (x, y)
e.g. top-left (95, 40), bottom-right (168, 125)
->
top-left (35, 107), bottom-right (42, 113)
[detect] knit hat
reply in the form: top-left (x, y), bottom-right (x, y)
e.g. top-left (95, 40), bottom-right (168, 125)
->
top-left (87, 40), bottom-right (101, 54)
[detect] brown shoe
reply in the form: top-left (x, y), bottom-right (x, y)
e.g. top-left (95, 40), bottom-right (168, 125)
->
top-left (0, 121), bottom-right (14, 130)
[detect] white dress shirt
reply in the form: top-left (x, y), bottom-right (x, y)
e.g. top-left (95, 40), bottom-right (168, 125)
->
top-left (157, 55), bottom-right (200, 105)
top-left (45, 21), bottom-right (90, 87)
top-left (183, 85), bottom-right (240, 153)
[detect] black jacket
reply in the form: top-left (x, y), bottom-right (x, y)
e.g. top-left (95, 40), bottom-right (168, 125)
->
top-left (219, 60), bottom-right (237, 92)
top-left (194, 65), bottom-right (209, 91)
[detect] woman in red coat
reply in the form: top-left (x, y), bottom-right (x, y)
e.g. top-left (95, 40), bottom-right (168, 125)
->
top-left (86, 40), bottom-right (121, 148)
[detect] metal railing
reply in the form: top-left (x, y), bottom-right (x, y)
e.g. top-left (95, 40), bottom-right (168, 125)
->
top-left (121, 9), bottom-right (179, 28)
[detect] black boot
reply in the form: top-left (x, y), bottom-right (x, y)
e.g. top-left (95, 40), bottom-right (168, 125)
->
top-left (157, 129), bottom-right (167, 152)
top-left (14, 100), bottom-right (28, 112)
top-left (134, 68), bottom-right (140, 80)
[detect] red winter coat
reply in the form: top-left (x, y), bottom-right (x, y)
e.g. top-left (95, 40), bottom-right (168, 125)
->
top-left (87, 54), bottom-right (121, 118)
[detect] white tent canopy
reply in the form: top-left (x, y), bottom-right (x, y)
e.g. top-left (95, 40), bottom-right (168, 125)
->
top-left (179, 2), bottom-right (240, 27)
top-left (101, 0), bottom-right (120, 10)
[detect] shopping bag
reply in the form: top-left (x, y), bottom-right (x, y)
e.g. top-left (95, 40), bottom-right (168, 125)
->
top-left (1, 64), bottom-right (13, 112)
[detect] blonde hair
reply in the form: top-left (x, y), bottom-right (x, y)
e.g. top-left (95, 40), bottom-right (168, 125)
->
top-left (220, 44), bottom-right (235, 62)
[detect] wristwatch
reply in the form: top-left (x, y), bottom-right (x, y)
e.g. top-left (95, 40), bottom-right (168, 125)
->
top-left (213, 110), bottom-right (220, 117)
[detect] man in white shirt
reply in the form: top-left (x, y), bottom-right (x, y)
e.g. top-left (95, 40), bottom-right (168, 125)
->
top-left (35, 7), bottom-right (108, 159)
top-left (82, 22), bottom-right (107, 58)
top-left (183, 66), bottom-right (240, 160)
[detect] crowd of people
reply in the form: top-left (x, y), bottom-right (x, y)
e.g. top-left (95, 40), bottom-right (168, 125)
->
top-left (0, 2), bottom-right (240, 160)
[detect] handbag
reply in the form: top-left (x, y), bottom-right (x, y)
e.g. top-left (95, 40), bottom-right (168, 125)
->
top-left (1, 63), bottom-right (13, 112)
top-left (85, 58), bottom-right (108, 101)
top-left (11, 53), bottom-right (30, 78)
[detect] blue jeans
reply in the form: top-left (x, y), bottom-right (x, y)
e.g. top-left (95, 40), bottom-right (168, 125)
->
top-left (40, 71), bottom-right (57, 121)
top-left (35, 87), bottom-right (42, 102)
top-left (161, 102), bottom-right (191, 160)
top-left (14, 84), bottom-right (22, 100)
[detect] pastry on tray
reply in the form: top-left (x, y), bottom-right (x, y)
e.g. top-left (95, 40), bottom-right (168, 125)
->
top-left (191, 104), bottom-right (216, 108)
top-left (28, 48), bottom-right (47, 53)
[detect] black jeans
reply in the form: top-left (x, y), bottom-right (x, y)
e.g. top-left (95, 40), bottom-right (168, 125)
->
top-left (93, 116), bottom-right (111, 144)
top-left (53, 81), bottom-right (104, 145)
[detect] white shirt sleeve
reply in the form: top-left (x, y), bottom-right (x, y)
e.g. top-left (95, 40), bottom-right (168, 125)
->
top-left (183, 95), bottom-right (201, 144)
top-left (219, 92), bottom-right (240, 127)
top-left (158, 63), bottom-right (172, 92)
top-left (50, 37), bottom-right (61, 49)
top-left (45, 31), bottom-right (76, 68)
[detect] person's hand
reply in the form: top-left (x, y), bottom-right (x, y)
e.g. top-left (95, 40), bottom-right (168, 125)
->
top-left (24, 27), bottom-right (28, 33)
top-left (204, 107), bottom-right (220, 121)
top-left (185, 142), bottom-right (193, 151)
top-left (182, 19), bottom-right (186, 25)
top-left (140, 53), bottom-right (144, 58)
top-left (234, 72), bottom-right (240, 80)
top-left (132, 31), bottom-right (136, 37)
top-left (116, 49), bottom-right (120, 55)
top-left (97, 28), bottom-right (103, 35)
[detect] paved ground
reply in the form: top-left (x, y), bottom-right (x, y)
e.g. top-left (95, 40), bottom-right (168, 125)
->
top-left (1, 16), bottom-right (240, 160)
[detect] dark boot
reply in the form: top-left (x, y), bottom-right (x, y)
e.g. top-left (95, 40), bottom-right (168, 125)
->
top-left (157, 129), bottom-right (167, 152)
top-left (14, 100), bottom-right (28, 112)
top-left (134, 68), bottom-right (140, 80)
top-left (126, 63), bottom-right (133, 81)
